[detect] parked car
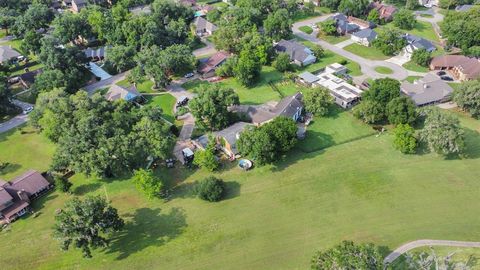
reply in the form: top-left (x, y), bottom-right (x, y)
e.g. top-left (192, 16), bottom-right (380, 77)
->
top-left (176, 96), bottom-right (189, 108)
top-left (436, 71), bottom-right (446, 76)
top-left (441, 76), bottom-right (454, 81)
top-left (23, 106), bottom-right (34, 114)
top-left (184, 72), bottom-right (194, 78)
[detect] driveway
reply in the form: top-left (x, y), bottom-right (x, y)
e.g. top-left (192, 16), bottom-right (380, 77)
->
top-left (0, 114), bottom-right (28, 133)
top-left (166, 81), bottom-right (197, 163)
top-left (293, 17), bottom-right (410, 80)
top-left (384, 239), bottom-right (480, 265)
top-left (84, 71), bottom-right (128, 95)
top-left (193, 39), bottom-right (217, 58)
top-left (416, 7), bottom-right (445, 43)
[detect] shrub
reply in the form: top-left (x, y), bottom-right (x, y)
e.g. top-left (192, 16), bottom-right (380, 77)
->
top-left (272, 53), bottom-right (291, 72)
top-left (393, 124), bottom-right (417, 154)
top-left (55, 176), bottom-right (72, 193)
top-left (196, 176), bottom-right (225, 202)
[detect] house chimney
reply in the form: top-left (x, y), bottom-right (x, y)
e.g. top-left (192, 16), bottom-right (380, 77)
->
top-left (17, 189), bottom-right (30, 203)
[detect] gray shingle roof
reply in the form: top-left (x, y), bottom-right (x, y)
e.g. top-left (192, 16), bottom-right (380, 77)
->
top-left (352, 28), bottom-right (377, 41)
top-left (193, 17), bottom-right (217, 32)
top-left (0, 46), bottom-right (21, 63)
top-left (400, 74), bottom-right (453, 106)
top-left (298, 71), bottom-right (319, 84)
top-left (275, 40), bottom-right (314, 62)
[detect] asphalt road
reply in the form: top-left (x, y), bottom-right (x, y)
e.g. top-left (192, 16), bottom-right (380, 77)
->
top-left (384, 239), bottom-right (480, 264)
top-left (0, 100), bottom-right (34, 133)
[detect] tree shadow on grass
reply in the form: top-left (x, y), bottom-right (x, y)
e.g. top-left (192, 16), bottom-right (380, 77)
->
top-left (223, 181), bottom-right (241, 201)
top-left (461, 128), bottom-right (480, 159)
top-left (107, 207), bottom-right (187, 260)
top-left (296, 130), bottom-right (335, 153)
top-left (30, 192), bottom-right (58, 210)
top-left (74, 182), bottom-right (102, 196)
top-left (0, 163), bottom-right (21, 176)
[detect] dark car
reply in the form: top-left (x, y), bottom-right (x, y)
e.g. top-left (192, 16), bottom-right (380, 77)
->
top-left (436, 71), bottom-right (446, 76)
top-left (441, 76), bottom-right (454, 81)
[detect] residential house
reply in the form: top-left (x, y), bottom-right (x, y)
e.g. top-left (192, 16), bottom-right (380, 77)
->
top-left (347, 16), bottom-right (376, 29)
top-left (0, 46), bottom-right (22, 65)
top-left (370, 1), bottom-right (398, 22)
top-left (71, 0), bottom-right (87, 13)
top-left (275, 39), bottom-right (316, 66)
top-left (351, 28), bottom-right (377, 46)
top-left (330, 13), bottom-right (375, 35)
top-left (0, 170), bottom-right (53, 224)
top-left (198, 51), bottom-right (230, 78)
top-left (84, 46), bottom-right (109, 62)
top-left (299, 64), bottom-right (363, 108)
top-left (403, 34), bottom-right (436, 59)
top-left (418, 0), bottom-right (438, 7)
top-left (179, 0), bottom-right (196, 7)
top-left (232, 93), bottom-right (304, 126)
top-left (19, 69), bottom-right (43, 89)
top-left (400, 73), bottom-right (453, 106)
top-left (429, 55), bottom-right (480, 81)
top-left (105, 85), bottom-right (143, 102)
top-left (196, 122), bottom-right (252, 159)
top-left (193, 17), bottom-right (217, 37)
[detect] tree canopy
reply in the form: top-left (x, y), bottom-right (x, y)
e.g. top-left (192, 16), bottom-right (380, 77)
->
top-left (53, 196), bottom-right (125, 258)
top-left (132, 169), bottom-right (163, 199)
top-left (393, 9), bottom-right (416, 30)
top-left (311, 240), bottom-right (384, 270)
top-left (441, 6), bottom-right (480, 50)
top-left (453, 79), bottom-right (480, 118)
top-left (237, 117), bottom-right (298, 165)
top-left (303, 87), bottom-right (334, 116)
top-left (32, 89), bottom-right (174, 177)
top-left (188, 84), bottom-right (240, 131)
top-left (373, 29), bottom-right (406, 56)
top-left (393, 123), bottom-right (417, 154)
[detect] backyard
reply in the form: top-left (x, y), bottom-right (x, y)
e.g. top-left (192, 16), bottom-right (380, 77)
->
top-left (383, 20), bottom-right (440, 42)
top-left (2, 109), bottom-right (480, 269)
top-left (144, 93), bottom-right (177, 123)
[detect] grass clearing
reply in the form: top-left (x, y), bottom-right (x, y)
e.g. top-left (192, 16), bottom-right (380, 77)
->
top-left (402, 61), bottom-right (430, 73)
top-left (318, 34), bottom-right (350, 44)
top-left (299, 26), bottom-right (313, 34)
top-left (374, 66), bottom-right (394, 74)
top-left (2, 110), bottom-right (480, 269)
top-left (117, 78), bottom-right (156, 94)
top-left (145, 94), bottom-right (177, 123)
top-left (344, 43), bottom-right (390, 60)
top-left (297, 107), bottom-right (376, 152)
top-left (383, 21), bottom-right (439, 42)
top-left (404, 76), bottom-right (422, 83)
top-left (0, 125), bottom-right (55, 179)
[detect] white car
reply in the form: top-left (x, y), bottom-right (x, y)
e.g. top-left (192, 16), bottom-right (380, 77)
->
top-left (23, 106), bottom-right (34, 114)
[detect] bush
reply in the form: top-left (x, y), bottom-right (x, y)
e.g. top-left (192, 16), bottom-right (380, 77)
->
top-left (393, 124), bottom-right (417, 154)
top-left (196, 176), bottom-right (225, 202)
top-left (55, 176), bottom-right (72, 193)
top-left (411, 48), bottom-right (431, 67)
top-left (272, 53), bottom-right (291, 72)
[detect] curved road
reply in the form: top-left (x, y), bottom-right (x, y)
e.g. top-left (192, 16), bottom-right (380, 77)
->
top-left (292, 16), bottom-right (424, 80)
top-left (384, 239), bottom-right (480, 265)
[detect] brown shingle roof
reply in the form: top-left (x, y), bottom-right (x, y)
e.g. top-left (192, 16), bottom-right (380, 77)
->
top-left (198, 51), bottom-right (230, 74)
top-left (0, 188), bottom-right (13, 207)
top-left (6, 170), bottom-right (50, 198)
top-left (430, 55), bottom-right (480, 80)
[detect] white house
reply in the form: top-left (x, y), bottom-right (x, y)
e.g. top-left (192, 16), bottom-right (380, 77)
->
top-left (351, 28), bottom-right (377, 47)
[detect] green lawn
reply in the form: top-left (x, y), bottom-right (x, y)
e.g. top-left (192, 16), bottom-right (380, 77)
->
top-left (318, 34), bottom-right (350, 45)
top-left (343, 43), bottom-right (390, 60)
top-left (0, 125), bottom-right (55, 179)
top-left (383, 21), bottom-right (439, 42)
top-left (404, 76), bottom-right (422, 83)
top-left (184, 66), bottom-right (283, 105)
top-left (402, 60), bottom-right (430, 73)
top-left (10, 61), bottom-right (44, 76)
top-left (374, 66), bottom-right (394, 74)
top-left (299, 26), bottom-right (313, 34)
top-left (117, 78), bottom-right (156, 94)
top-left (297, 107), bottom-right (376, 152)
top-left (145, 94), bottom-right (177, 123)
top-left (3, 110), bottom-right (480, 269)
top-left (297, 42), bottom-right (363, 76)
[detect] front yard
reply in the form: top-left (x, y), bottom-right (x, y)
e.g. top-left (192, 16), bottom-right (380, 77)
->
top-left (383, 20), bottom-right (440, 43)
top-left (2, 110), bottom-right (480, 269)
top-left (145, 94), bottom-right (177, 123)
top-left (402, 61), bottom-right (430, 73)
top-left (343, 43), bottom-right (390, 60)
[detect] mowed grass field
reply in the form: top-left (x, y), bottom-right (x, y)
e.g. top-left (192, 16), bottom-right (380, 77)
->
top-left (1, 110), bottom-right (480, 269)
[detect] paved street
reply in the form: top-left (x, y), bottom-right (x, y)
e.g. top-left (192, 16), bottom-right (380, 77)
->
top-left (384, 239), bottom-right (480, 264)
top-left (292, 16), bottom-right (426, 80)
top-left (0, 100), bottom-right (34, 133)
